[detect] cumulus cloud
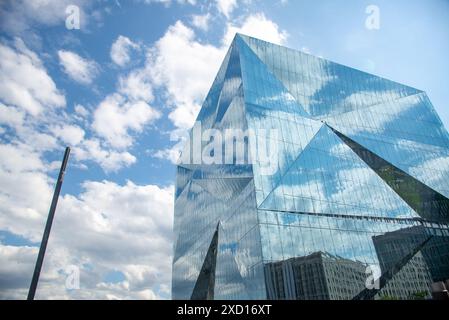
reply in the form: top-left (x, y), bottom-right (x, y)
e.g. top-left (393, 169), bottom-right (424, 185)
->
top-left (0, 43), bottom-right (144, 171)
top-left (0, 39), bottom-right (144, 172)
top-left (0, 103), bottom-right (137, 172)
top-left (72, 138), bottom-right (137, 172)
top-left (223, 12), bottom-right (289, 47)
top-left (0, 245), bottom-right (38, 299)
top-left (0, 102), bottom-right (25, 129)
top-left (0, 113), bottom-right (167, 297)
top-left (191, 13), bottom-right (211, 31)
top-left (48, 180), bottom-right (173, 300)
top-left (74, 104), bottom-right (89, 118)
top-left (216, 0), bottom-right (237, 19)
top-left (148, 21), bottom-right (225, 129)
top-left (154, 143), bottom-right (184, 164)
top-left (50, 124), bottom-right (85, 146)
top-left (110, 35), bottom-right (140, 67)
top-left (0, 177), bottom-right (174, 299)
top-left (92, 94), bottom-right (160, 149)
top-left (0, 0), bottom-right (90, 35)
top-left (58, 50), bottom-right (99, 85)
top-left (0, 39), bottom-right (66, 115)
top-left (0, 143), bottom-right (54, 243)
top-left (118, 68), bottom-right (154, 102)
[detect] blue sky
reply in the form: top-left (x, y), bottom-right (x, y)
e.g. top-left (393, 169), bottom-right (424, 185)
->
top-left (0, 0), bottom-right (448, 299)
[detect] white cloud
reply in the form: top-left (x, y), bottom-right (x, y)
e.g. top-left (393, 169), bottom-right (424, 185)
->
top-left (0, 102), bottom-right (60, 152)
top-left (0, 177), bottom-right (174, 299)
top-left (118, 68), bottom-right (154, 102)
top-left (92, 94), bottom-right (160, 149)
top-left (50, 124), bottom-right (85, 146)
top-left (152, 128), bottom-right (188, 164)
top-left (168, 100), bottom-right (202, 130)
top-left (49, 180), bottom-right (173, 299)
top-left (0, 131), bottom-right (161, 298)
top-left (148, 21), bottom-right (225, 130)
top-left (223, 12), bottom-right (289, 47)
top-left (0, 143), bottom-right (54, 242)
top-left (191, 13), bottom-right (211, 31)
top-left (0, 39), bottom-right (66, 115)
top-left (58, 50), bottom-right (99, 85)
top-left (74, 104), bottom-right (89, 118)
top-left (0, 143), bottom-right (46, 175)
top-left (73, 138), bottom-right (137, 172)
top-left (0, 102), bottom-right (25, 129)
top-left (141, 0), bottom-right (197, 5)
top-left (110, 35), bottom-right (140, 67)
top-left (0, 38), bottom-right (144, 172)
top-left (0, 0), bottom-right (90, 35)
top-left (154, 144), bottom-right (183, 164)
top-left (0, 245), bottom-right (38, 299)
top-left (216, 0), bottom-right (237, 18)
top-left (0, 101), bottom-right (137, 172)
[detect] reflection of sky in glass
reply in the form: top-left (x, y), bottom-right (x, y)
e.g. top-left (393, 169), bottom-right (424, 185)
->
top-left (173, 34), bottom-right (449, 300)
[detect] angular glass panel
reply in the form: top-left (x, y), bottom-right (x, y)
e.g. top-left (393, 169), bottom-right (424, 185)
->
top-left (191, 225), bottom-right (219, 300)
top-left (331, 125), bottom-right (449, 224)
top-left (259, 125), bottom-right (419, 220)
top-left (237, 35), bottom-right (310, 118)
top-left (239, 34), bottom-right (421, 118)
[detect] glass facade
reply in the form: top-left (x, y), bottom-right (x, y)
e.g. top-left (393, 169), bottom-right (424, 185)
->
top-left (172, 34), bottom-right (449, 300)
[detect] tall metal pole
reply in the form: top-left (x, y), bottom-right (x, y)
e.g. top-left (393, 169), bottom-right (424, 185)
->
top-left (27, 147), bottom-right (70, 300)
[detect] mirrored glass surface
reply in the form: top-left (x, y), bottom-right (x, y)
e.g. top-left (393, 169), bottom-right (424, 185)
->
top-left (172, 34), bottom-right (449, 300)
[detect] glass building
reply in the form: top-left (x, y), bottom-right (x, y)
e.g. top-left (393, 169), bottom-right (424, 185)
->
top-left (172, 34), bottom-right (449, 300)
